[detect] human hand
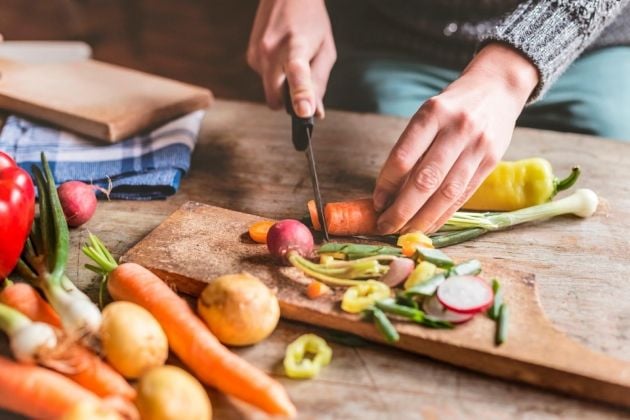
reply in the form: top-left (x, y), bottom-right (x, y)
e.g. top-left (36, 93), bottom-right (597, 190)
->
top-left (373, 43), bottom-right (539, 234)
top-left (247, 0), bottom-right (336, 118)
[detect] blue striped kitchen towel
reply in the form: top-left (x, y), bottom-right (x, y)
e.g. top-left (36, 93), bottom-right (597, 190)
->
top-left (0, 110), bottom-right (205, 200)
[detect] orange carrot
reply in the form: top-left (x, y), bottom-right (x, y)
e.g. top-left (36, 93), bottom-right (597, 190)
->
top-left (248, 220), bottom-right (275, 244)
top-left (0, 282), bottom-right (62, 327)
top-left (308, 198), bottom-right (378, 236)
top-left (0, 355), bottom-right (101, 419)
top-left (108, 262), bottom-right (297, 417)
top-left (306, 280), bottom-right (332, 299)
top-left (0, 283), bottom-right (136, 400)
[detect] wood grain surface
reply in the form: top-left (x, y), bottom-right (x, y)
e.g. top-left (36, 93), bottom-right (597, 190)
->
top-left (0, 59), bottom-right (212, 141)
top-left (2, 100), bottom-right (630, 419)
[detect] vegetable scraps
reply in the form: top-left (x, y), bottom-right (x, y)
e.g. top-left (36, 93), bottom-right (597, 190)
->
top-left (463, 158), bottom-right (580, 211)
top-left (83, 234), bottom-right (297, 418)
top-left (0, 151), bottom-right (36, 278)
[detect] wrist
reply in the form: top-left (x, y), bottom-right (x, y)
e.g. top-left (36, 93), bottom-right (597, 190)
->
top-left (462, 43), bottom-right (539, 104)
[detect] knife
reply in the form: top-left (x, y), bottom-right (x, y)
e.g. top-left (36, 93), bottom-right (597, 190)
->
top-left (283, 85), bottom-right (329, 241)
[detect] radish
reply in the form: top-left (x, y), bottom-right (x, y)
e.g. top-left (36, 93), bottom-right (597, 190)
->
top-left (380, 258), bottom-right (415, 287)
top-left (436, 275), bottom-right (493, 314)
top-left (266, 219), bottom-right (314, 263)
top-left (57, 181), bottom-right (110, 228)
top-left (423, 295), bottom-right (474, 324)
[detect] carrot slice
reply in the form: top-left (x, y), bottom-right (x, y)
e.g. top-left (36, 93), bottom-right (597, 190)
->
top-left (248, 220), bottom-right (275, 244)
top-left (306, 281), bottom-right (332, 299)
top-left (308, 198), bottom-right (378, 236)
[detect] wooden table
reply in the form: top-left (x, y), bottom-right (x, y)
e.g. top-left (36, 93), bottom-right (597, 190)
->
top-left (2, 100), bottom-right (630, 419)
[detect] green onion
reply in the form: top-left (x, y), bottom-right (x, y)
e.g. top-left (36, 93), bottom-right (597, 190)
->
top-left (496, 304), bottom-right (509, 345)
top-left (415, 248), bottom-right (453, 268)
top-left (370, 307), bottom-right (400, 343)
top-left (487, 279), bottom-right (502, 320)
top-left (431, 189), bottom-right (599, 248)
top-left (403, 274), bottom-right (446, 297)
top-left (319, 243), bottom-right (402, 259)
top-left (420, 316), bottom-right (454, 329)
top-left (449, 259), bottom-right (482, 277)
top-left (375, 298), bottom-right (424, 322)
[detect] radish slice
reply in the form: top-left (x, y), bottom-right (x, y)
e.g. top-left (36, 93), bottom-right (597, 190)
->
top-left (423, 295), bottom-right (474, 324)
top-left (380, 258), bottom-right (415, 287)
top-left (436, 275), bottom-right (493, 314)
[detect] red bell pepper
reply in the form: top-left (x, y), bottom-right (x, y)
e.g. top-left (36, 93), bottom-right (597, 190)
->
top-left (0, 151), bottom-right (35, 278)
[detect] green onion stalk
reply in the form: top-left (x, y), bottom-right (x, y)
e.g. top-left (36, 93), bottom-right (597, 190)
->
top-left (15, 153), bottom-right (102, 345)
top-left (431, 189), bottom-right (599, 248)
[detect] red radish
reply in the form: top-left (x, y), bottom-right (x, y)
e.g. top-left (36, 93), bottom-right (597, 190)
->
top-left (380, 258), bottom-right (415, 287)
top-left (57, 181), bottom-right (109, 228)
top-left (266, 219), bottom-right (314, 263)
top-left (436, 275), bottom-right (493, 314)
top-left (423, 295), bottom-right (474, 324)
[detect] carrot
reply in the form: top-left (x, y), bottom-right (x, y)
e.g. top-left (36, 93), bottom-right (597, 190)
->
top-left (0, 283), bottom-right (136, 400)
top-left (248, 220), bottom-right (275, 244)
top-left (0, 282), bottom-right (62, 327)
top-left (306, 280), bottom-right (332, 299)
top-left (105, 262), bottom-right (296, 417)
top-left (0, 355), bottom-right (101, 419)
top-left (308, 198), bottom-right (378, 236)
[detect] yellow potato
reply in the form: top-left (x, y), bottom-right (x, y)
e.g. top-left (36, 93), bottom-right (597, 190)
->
top-left (62, 401), bottom-right (122, 420)
top-left (101, 301), bottom-right (168, 379)
top-left (197, 272), bottom-right (280, 346)
top-left (135, 366), bottom-right (212, 420)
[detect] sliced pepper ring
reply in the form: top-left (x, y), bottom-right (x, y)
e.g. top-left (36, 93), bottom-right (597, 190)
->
top-left (341, 280), bottom-right (391, 314)
top-left (283, 334), bottom-right (332, 379)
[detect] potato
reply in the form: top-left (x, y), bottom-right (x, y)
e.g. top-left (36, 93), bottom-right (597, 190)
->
top-left (62, 401), bottom-right (122, 420)
top-left (101, 301), bottom-right (168, 379)
top-left (135, 366), bottom-right (212, 420)
top-left (197, 272), bottom-right (280, 346)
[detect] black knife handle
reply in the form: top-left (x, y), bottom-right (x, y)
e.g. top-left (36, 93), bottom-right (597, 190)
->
top-left (283, 83), bottom-right (313, 152)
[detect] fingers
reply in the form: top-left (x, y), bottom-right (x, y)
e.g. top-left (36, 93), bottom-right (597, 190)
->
top-left (284, 53), bottom-right (316, 117)
top-left (373, 104), bottom-right (440, 213)
top-left (310, 37), bottom-right (337, 118)
top-left (401, 152), bottom-right (483, 234)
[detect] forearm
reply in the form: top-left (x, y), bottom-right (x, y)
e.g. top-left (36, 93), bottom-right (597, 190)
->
top-left (483, 0), bottom-right (630, 100)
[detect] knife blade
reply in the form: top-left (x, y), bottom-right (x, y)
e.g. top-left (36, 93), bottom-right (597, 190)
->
top-left (284, 84), bottom-right (329, 241)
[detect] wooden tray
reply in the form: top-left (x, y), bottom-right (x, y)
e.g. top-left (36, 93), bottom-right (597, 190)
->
top-left (122, 201), bottom-right (630, 409)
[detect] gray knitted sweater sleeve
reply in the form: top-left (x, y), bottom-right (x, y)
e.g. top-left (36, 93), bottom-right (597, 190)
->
top-left (484, 0), bottom-right (630, 100)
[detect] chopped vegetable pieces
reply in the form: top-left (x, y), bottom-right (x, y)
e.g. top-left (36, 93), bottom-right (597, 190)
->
top-left (415, 248), bottom-right (454, 268)
top-left (437, 276), bottom-right (493, 314)
top-left (341, 281), bottom-right (390, 314)
top-left (248, 220), bottom-right (275, 244)
top-left (283, 334), bottom-right (332, 379)
top-left (306, 280), bottom-right (332, 299)
top-left (397, 232), bottom-right (433, 256)
top-left (403, 261), bottom-right (437, 290)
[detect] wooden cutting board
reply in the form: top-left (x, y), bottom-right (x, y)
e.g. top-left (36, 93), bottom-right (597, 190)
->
top-left (122, 201), bottom-right (630, 409)
top-left (0, 59), bottom-right (212, 142)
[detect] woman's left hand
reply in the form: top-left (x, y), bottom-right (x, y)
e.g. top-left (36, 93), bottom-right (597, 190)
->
top-left (373, 43), bottom-right (539, 234)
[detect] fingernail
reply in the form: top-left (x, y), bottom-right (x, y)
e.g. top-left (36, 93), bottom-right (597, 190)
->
top-left (377, 222), bottom-right (395, 234)
top-left (295, 100), bottom-right (312, 117)
top-left (373, 192), bottom-right (387, 212)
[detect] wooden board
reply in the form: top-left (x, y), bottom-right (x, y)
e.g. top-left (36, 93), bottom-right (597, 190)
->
top-left (122, 201), bottom-right (630, 410)
top-left (0, 59), bottom-right (212, 141)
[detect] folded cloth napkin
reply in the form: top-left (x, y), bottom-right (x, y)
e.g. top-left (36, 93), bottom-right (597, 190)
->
top-left (0, 110), bottom-right (205, 200)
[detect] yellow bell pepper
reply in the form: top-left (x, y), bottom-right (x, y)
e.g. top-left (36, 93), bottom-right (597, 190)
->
top-left (397, 232), bottom-right (433, 257)
top-left (464, 158), bottom-right (580, 211)
top-left (341, 280), bottom-right (390, 314)
top-left (403, 261), bottom-right (437, 290)
top-left (283, 334), bottom-right (332, 379)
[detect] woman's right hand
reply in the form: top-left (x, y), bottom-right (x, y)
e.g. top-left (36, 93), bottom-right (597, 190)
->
top-left (247, 0), bottom-right (336, 118)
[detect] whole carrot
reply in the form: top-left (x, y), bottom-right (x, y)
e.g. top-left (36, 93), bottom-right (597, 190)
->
top-left (0, 355), bottom-right (101, 419)
top-left (308, 198), bottom-right (378, 236)
top-left (0, 282), bottom-right (136, 400)
top-left (83, 235), bottom-right (297, 417)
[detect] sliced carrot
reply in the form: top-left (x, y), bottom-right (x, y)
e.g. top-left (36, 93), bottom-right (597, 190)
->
top-left (248, 220), bottom-right (275, 244)
top-left (108, 262), bottom-right (297, 417)
top-left (306, 280), bottom-right (332, 299)
top-left (308, 198), bottom-right (378, 236)
top-left (0, 282), bottom-right (136, 400)
top-left (0, 355), bottom-right (100, 419)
